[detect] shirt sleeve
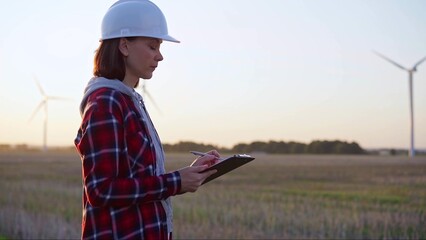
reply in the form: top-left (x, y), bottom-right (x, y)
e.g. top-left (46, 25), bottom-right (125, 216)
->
top-left (75, 91), bottom-right (181, 208)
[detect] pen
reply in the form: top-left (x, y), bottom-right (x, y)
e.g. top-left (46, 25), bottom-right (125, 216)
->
top-left (190, 151), bottom-right (223, 160)
top-left (190, 151), bottom-right (210, 157)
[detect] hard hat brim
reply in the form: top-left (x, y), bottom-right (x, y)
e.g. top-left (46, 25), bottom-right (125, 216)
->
top-left (100, 34), bottom-right (180, 43)
top-left (159, 35), bottom-right (180, 43)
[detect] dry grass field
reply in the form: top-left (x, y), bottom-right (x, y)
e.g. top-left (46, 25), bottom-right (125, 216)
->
top-left (0, 151), bottom-right (425, 239)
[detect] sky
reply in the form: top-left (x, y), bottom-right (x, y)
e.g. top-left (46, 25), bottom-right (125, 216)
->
top-left (1, 0), bottom-right (426, 150)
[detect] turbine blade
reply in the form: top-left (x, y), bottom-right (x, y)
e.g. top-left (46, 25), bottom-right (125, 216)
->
top-left (47, 96), bottom-right (72, 101)
top-left (144, 90), bottom-right (163, 115)
top-left (413, 56), bottom-right (426, 69)
top-left (28, 101), bottom-right (45, 122)
top-left (373, 50), bottom-right (408, 71)
top-left (139, 81), bottom-right (163, 115)
top-left (33, 76), bottom-right (46, 96)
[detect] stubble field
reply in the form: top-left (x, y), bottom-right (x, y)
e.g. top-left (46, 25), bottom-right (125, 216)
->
top-left (0, 151), bottom-right (425, 239)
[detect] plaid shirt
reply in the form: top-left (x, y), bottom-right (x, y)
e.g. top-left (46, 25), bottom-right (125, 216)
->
top-left (75, 87), bottom-right (181, 240)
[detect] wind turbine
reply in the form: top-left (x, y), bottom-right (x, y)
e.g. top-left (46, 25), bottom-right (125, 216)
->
top-left (374, 51), bottom-right (426, 158)
top-left (139, 80), bottom-right (163, 115)
top-left (29, 77), bottom-right (69, 151)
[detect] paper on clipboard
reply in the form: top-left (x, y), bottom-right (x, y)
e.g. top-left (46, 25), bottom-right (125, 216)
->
top-left (200, 154), bottom-right (255, 185)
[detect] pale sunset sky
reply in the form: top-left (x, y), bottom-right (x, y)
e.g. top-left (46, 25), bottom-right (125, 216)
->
top-left (0, 0), bottom-right (425, 150)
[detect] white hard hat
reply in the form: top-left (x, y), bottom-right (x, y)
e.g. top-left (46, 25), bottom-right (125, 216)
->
top-left (101, 0), bottom-right (179, 43)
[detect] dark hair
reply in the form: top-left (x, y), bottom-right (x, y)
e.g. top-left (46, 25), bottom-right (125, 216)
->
top-left (93, 37), bottom-right (140, 81)
top-left (93, 38), bottom-right (125, 81)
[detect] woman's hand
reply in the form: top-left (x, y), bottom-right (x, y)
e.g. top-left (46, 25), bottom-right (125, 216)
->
top-left (178, 150), bottom-right (221, 193)
top-left (178, 165), bottom-right (217, 193)
top-left (190, 150), bottom-right (221, 167)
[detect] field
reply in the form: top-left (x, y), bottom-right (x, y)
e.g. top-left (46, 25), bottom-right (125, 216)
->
top-left (0, 151), bottom-right (425, 239)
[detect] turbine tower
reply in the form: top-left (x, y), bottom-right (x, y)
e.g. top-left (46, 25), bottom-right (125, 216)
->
top-left (29, 77), bottom-right (68, 151)
top-left (374, 51), bottom-right (426, 158)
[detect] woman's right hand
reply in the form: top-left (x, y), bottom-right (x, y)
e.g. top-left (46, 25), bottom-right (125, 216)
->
top-left (178, 165), bottom-right (217, 193)
top-left (190, 150), bottom-right (221, 167)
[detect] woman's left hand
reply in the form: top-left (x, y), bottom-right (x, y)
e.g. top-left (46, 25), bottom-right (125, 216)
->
top-left (190, 150), bottom-right (221, 167)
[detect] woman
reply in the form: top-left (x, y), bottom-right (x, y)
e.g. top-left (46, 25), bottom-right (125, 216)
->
top-left (74, 1), bottom-right (219, 239)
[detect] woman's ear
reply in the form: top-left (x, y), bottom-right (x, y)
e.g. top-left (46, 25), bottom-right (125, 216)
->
top-left (119, 38), bottom-right (129, 57)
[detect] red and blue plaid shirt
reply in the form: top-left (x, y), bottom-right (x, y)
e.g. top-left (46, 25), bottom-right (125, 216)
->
top-left (75, 87), bottom-right (181, 240)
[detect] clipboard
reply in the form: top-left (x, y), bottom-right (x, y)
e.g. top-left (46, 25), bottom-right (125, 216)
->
top-left (200, 154), bottom-right (255, 185)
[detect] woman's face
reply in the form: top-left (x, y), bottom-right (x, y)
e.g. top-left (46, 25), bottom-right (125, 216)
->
top-left (123, 37), bottom-right (163, 81)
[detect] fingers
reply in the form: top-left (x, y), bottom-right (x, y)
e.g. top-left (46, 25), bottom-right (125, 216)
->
top-left (201, 168), bottom-right (217, 178)
top-left (191, 154), bottom-right (218, 167)
top-left (178, 165), bottom-right (217, 193)
top-left (192, 165), bottom-right (217, 181)
top-left (206, 149), bottom-right (221, 158)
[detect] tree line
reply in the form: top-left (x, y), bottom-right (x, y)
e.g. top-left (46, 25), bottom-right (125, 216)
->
top-left (163, 140), bottom-right (365, 155)
top-left (0, 140), bottom-right (365, 154)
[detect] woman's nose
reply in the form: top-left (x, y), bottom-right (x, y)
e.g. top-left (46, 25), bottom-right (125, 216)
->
top-left (156, 51), bottom-right (164, 62)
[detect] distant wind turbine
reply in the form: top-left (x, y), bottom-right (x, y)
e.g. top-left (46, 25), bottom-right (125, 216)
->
top-left (139, 81), bottom-right (163, 115)
top-left (374, 51), bottom-right (426, 158)
top-left (29, 77), bottom-right (69, 151)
